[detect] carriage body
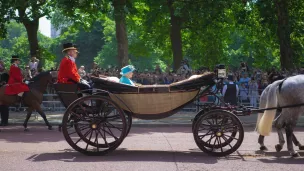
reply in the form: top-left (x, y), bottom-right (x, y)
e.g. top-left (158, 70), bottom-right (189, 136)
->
top-left (91, 72), bottom-right (215, 119)
top-left (54, 70), bottom-right (245, 157)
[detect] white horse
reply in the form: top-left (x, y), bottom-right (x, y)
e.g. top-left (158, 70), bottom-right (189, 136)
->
top-left (256, 75), bottom-right (304, 157)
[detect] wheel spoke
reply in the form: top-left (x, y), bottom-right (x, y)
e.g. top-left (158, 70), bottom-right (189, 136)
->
top-left (85, 130), bottom-right (94, 151)
top-left (98, 128), bottom-right (109, 147)
top-left (218, 137), bottom-right (223, 152)
top-left (105, 122), bottom-right (123, 132)
top-left (198, 127), bottom-right (210, 131)
top-left (102, 125), bottom-right (119, 140)
top-left (206, 135), bottom-right (215, 144)
top-left (206, 119), bottom-right (213, 125)
top-left (211, 136), bottom-right (218, 151)
top-left (222, 136), bottom-right (233, 149)
top-left (223, 134), bottom-right (239, 141)
top-left (94, 130), bottom-right (99, 152)
top-left (68, 131), bottom-right (77, 135)
top-left (198, 131), bottom-right (213, 139)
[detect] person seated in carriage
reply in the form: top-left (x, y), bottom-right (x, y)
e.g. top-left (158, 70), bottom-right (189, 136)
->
top-left (57, 43), bottom-right (91, 93)
top-left (119, 65), bottom-right (136, 86)
top-left (4, 55), bottom-right (30, 102)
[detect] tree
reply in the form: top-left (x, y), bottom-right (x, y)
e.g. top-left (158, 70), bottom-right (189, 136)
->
top-left (54, 0), bottom-right (130, 67)
top-left (0, 0), bottom-right (54, 69)
top-left (0, 21), bottom-right (55, 69)
top-left (50, 21), bottom-right (105, 70)
top-left (253, 0), bottom-right (303, 70)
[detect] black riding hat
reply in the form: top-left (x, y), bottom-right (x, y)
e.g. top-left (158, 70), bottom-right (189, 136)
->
top-left (11, 55), bottom-right (19, 64)
top-left (11, 55), bottom-right (19, 60)
top-left (62, 43), bottom-right (78, 53)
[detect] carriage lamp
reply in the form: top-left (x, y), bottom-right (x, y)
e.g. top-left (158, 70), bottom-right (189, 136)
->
top-left (215, 64), bottom-right (226, 79)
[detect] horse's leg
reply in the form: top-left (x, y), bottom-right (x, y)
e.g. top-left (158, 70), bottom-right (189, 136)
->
top-left (273, 114), bottom-right (285, 152)
top-left (275, 127), bottom-right (285, 152)
top-left (33, 103), bottom-right (52, 130)
top-left (291, 133), bottom-right (304, 150)
top-left (258, 135), bottom-right (268, 151)
top-left (285, 124), bottom-right (300, 157)
top-left (23, 107), bottom-right (33, 131)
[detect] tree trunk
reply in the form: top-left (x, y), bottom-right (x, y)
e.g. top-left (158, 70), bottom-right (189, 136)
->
top-left (275, 0), bottom-right (293, 70)
top-left (168, 0), bottom-right (183, 71)
top-left (113, 0), bottom-right (129, 68)
top-left (23, 19), bottom-right (42, 69)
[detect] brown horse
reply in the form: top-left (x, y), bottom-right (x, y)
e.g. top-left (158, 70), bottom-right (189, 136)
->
top-left (0, 71), bottom-right (57, 131)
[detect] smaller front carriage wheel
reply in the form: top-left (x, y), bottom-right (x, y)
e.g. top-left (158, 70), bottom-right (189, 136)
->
top-left (193, 110), bottom-right (244, 157)
top-left (62, 95), bottom-right (127, 156)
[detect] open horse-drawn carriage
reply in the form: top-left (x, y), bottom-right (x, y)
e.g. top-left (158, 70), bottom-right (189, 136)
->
top-left (53, 65), bottom-right (248, 157)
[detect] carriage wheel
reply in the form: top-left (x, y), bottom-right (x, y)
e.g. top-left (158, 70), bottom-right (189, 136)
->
top-left (62, 95), bottom-right (127, 156)
top-left (192, 111), bottom-right (204, 131)
top-left (193, 112), bottom-right (238, 149)
top-left (193, 110), bottom-right (244, 157)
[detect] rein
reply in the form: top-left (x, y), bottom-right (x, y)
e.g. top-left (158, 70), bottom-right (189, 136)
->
top-left (3, 81), bottom-right (34, 86)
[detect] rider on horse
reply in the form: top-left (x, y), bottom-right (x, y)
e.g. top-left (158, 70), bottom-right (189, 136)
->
top-left (57, 43), bottom-right (91, 93)
top-left (4, 55), bottom-right (30, 102)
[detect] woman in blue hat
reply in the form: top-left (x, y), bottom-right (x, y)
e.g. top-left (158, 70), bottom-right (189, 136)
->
top-left (119, 65), bottom-right (135, 86)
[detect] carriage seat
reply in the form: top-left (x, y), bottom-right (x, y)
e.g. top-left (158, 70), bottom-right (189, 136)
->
top-left (53, 83), bottom-right (81, 108)
top-left (90, 72), bottom-right (215, 94)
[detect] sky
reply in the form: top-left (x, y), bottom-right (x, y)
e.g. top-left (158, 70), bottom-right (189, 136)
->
top-left (39, 17), bottom-right (51, 37)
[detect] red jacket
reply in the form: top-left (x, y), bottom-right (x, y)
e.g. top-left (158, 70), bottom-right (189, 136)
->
top-left (5, 64), bottom-right (30, 95)
top-left (57, 56), bottom-right (81, 84)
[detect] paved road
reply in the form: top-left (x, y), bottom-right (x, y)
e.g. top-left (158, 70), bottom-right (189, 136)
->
top-left (6, 111), bottom-right (304, 126)
top-left (0, 126), bottom-right (303, 171)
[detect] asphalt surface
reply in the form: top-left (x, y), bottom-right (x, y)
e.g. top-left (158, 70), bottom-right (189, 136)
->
top-left (0, 126), bottom-right (303, 171)
top-left (6, 110), bottom-right (304, 126)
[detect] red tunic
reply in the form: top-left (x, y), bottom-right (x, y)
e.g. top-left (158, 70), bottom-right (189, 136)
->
top-left (5, 64), bottom-right (30, 95)
top-left (57, 56), bottom-right (81, 84)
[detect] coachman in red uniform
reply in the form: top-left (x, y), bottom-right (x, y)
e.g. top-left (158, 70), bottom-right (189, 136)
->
top-left (57, 43), bottom-right (91, 91)
top-left (5, 55), bottom-right (30, 100)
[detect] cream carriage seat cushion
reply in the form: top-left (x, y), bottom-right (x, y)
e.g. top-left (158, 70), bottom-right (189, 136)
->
top-left (105, 76), bottom-right (120, 83)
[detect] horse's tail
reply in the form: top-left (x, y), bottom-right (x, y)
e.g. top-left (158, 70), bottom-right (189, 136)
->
top-left (255, 85), bottom-right (269, 132)
top-left (257, 81), bottom-right (280, 136)
top-left (278, 78), bottom-right (287, 93)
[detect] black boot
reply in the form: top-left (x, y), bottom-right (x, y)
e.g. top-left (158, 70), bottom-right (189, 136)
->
top-left (0, 105), bottom-right (9, 126)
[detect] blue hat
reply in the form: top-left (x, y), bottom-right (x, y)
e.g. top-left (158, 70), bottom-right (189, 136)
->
top-left (120, 65), bottom-right (135, 76)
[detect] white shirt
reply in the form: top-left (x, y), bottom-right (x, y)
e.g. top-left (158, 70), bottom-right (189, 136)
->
top-left (29, 61), bottom-right (38, 70)
top-left (222, 81), bottom-right (239, 97)
top-left (69, 56), bottom-right (76, 63)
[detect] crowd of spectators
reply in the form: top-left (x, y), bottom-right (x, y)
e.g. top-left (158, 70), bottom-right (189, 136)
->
top-left (78, 61), bottom-right (304, 107)
top-left (2, 57), bottom-right (304, 108)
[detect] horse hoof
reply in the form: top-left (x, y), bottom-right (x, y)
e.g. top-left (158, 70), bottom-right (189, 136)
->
top-left (48, 126), bottom-right (53, 130)
top-left (24, 128), bottom-right (29, 132)
top-left (292, 152), bottom-right (301, 158)
top-left (260, 146), bottom-right (268, 151)
top-left (58, 126), bottom-right (62, 132)
top-left (275, 144), bottom-right (282, 152)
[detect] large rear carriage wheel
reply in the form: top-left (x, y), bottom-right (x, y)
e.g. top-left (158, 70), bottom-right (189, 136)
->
top-left (62, 95), bottom-right (127, 156)
top-left (193, 110), bottom-right (244, 157)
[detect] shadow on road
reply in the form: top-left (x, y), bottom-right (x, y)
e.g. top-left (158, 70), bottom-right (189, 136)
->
top-left (26, 149), bottom-right (244, 164)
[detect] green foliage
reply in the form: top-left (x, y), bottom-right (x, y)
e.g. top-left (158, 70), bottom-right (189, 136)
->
top-left (0, 0), bottom-right (54, 38)
top-left (0, 22), bottom-right (55, 69)
top-left (50, 21), bottom-right (105, 70)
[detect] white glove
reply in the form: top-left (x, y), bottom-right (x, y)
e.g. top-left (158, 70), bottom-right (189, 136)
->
top-left (25, 81), bottom-right (29, 84)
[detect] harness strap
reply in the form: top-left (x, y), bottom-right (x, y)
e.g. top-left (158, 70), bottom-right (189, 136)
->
top-left (252, 102), bottom-right (304, 113)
